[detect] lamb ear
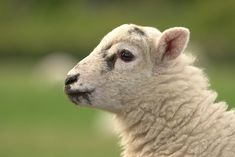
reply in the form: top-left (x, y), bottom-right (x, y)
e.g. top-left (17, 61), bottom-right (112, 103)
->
top-left (156, 27), bottom-right (190, 62)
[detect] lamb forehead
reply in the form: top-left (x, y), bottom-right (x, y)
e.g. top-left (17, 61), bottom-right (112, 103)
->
top-left (99, 24), bottom-right (161, 49)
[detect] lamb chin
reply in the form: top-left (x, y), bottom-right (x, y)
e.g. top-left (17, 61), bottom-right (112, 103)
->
top-left (69, 94), bottom-right (93, 106)
top-left (80, 94), bottom-right (93, 105)
top-left (67, 94), bottom-right (80, 105)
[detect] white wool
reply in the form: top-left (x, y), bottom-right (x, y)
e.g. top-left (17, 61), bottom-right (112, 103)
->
top-left (65, 24), bottom-right (235, 157)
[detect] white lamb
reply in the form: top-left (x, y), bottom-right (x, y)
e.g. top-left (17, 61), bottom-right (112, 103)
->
top-left (64, 24), bottom-right (235, 157)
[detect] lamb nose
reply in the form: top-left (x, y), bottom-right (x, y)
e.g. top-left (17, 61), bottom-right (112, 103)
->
top-left (65, 74), bottom-right (79, 85)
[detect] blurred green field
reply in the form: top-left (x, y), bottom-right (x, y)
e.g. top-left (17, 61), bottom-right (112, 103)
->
top-left (0, 61), bottom-right (234, 157)
top-left (0, 1), bottom-right (235, 157)
top-left (1, 0), bottom-right (235, 61)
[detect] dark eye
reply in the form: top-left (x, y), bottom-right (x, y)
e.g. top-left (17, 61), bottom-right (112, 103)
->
top-left (118, 49), bottom-right (135, 62)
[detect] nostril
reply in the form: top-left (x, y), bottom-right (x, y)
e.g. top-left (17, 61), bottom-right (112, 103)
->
top-left (65, 74), bottom-right (79, 85)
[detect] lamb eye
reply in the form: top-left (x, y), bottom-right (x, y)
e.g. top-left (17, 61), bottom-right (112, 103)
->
top-left (119, 49), bottom-right (135, 62)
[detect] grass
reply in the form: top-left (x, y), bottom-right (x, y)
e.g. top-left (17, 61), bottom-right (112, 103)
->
top-left (0, 61), bottom-right (234, 157)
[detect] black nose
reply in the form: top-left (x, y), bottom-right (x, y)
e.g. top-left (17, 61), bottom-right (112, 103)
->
top-left (65, 74), bottom-right (79, 85)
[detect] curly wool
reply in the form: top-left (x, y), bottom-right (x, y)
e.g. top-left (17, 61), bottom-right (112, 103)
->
top-left (115, 54), bottom-right (235, 157)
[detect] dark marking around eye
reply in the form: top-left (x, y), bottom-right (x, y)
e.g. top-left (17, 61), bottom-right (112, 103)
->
top-left (105, 54), bottom-right (117, 71)
top-left (129, 27), bottom-right (146, 36)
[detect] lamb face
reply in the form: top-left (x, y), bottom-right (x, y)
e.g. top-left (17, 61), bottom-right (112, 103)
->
top-left (64, 25), bottom-right (235, 157)
top-left (64, 24), bottom-right (189, 113)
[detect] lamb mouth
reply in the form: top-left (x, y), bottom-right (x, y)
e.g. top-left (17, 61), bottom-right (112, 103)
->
top-left (64, 87), bottom-right (95, 105)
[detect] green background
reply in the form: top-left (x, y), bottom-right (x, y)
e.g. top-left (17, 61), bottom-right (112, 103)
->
top-left (0, 0), bottom-right (235, 157)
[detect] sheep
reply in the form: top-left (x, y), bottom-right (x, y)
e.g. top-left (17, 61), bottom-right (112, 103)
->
top-left (64, 24), bottom-right (235, 157)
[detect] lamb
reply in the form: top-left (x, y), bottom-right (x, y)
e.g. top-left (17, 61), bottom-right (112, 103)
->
top-left (64, 24), bottom-right (235, 157)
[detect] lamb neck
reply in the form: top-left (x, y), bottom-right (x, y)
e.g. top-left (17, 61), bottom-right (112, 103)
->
top-left (116, 90), bottom-right (233, 157)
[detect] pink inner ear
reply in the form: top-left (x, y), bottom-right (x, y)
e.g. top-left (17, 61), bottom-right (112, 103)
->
top-left (165, 38), bottom-right (174, 55)
top-left (158, 27), bottom-right (189, 62)
top-left (161, 37), bottom-right (176, 61)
